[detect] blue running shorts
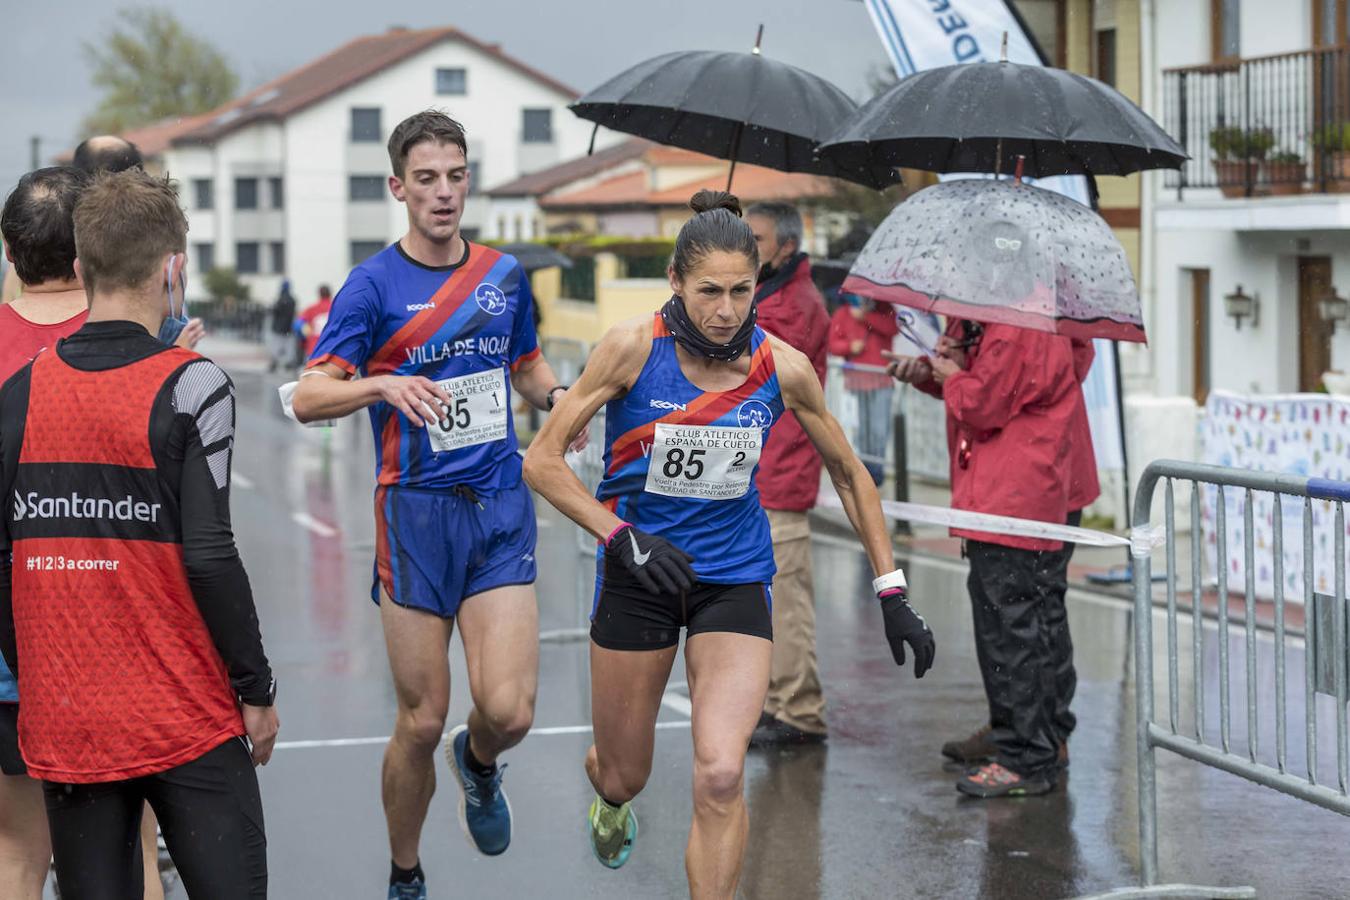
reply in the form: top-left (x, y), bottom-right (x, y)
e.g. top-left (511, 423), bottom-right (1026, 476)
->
top-left (372, 481), bottom-right (537, 618)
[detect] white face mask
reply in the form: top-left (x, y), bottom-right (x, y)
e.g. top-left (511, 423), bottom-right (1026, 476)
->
top-left (157, 255), bottom-right (189, 344)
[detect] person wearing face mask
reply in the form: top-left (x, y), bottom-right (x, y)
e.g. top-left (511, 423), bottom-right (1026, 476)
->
top-left (742, 201), bottom-right (833, 748)
top-left (0, 168), bottom-right (277, 897)
top-left (524, 190), bottom-right (935, 896)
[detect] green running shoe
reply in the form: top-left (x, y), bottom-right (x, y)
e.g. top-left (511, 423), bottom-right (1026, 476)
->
top-left (587, 794), bottom-right (638, 869)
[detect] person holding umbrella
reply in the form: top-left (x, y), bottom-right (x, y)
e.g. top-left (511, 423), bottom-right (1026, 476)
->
top-left (888, 318), bottom-right (1079, 797)
top-left (524, 190), bottom-right (934, 892)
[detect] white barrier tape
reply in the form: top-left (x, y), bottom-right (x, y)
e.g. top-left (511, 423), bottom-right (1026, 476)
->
top-left (1129, 523), bottom-right (1168, 558)
top-left (816, 493), bottom-right (1130, 547)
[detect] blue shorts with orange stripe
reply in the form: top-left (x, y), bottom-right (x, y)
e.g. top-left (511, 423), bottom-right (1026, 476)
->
top-left (372, 481), bottom-right (537, 618)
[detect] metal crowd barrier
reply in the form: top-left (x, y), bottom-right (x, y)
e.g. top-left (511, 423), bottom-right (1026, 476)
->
top-left (1129, 459), bottom-right (1350, 898)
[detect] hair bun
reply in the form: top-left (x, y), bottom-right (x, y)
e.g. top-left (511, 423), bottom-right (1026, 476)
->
top-left (689, 189), bottom-right (742, 218)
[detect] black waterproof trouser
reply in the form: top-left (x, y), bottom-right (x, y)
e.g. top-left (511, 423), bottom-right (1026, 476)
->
top-left (44, 736), bottom-right (266, 899)
top-left (1037, 510), bottom-right (1081, 741)
top-left (967, 511), bottom-right (1080, 778)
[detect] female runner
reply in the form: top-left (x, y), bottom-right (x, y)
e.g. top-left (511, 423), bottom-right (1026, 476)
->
top-left (523, 190), bottom-right (935, 899)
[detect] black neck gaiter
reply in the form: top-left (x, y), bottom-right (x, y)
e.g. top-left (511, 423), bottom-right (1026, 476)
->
top-left (660, 295), bottom-right (757, 362)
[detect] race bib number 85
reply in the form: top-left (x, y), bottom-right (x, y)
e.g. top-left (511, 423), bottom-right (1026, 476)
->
top-left (644, 424), bottom-right (761, 500)
top-left (428, 368), bottom-right (509, 453)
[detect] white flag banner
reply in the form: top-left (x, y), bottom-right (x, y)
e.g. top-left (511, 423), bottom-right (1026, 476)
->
top-left (861, 0), bottom-right (1127, 475)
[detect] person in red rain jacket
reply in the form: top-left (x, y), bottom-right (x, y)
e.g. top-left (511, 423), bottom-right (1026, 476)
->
top-left (296, 284), bottom-right (334, 359)
top-left (828, 295), bottom-right (899, 485)
top-left (888, 317), bottom-right (1084, 798)
top-left (744, 202), bottom-right (833, 746)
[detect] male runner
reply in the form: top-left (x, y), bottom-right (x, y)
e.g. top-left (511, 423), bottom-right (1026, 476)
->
top-left (291, 111), bottom-right (571, 900)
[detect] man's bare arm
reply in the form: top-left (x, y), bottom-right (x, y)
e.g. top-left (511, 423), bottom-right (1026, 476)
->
top-left (290, 362), bottom-right (452, 427)
top-left (522, 321), bottom-right (649, 541)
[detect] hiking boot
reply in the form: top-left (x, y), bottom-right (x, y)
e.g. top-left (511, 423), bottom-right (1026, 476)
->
top-left (941, 725), bottom-right (995, 764)
top-left (956, 762), bottom-right (1056, 799)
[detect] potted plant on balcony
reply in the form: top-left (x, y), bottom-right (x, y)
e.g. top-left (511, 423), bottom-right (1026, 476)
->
top-left (1210, 126), bottom-right (1272, 197)
top-left (1313, 123), bottom-right (1350, 191)
top-left (1264, 150), bottom-right (1307, 195)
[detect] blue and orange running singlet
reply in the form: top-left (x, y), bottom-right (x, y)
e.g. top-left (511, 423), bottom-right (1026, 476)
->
top-left (596, 314), bottom-right (784, 584)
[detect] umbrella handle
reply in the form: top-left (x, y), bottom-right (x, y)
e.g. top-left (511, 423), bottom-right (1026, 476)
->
top-left (726, 120), bottom-right (745, 191)
top-left (753, 24), bottom-right (764, 55)
top-left (587, 123), bottom-right (598, 156)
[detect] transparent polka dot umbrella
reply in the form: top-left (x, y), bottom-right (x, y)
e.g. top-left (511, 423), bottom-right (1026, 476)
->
top-left (842, 177), bottom-right (1145, 343)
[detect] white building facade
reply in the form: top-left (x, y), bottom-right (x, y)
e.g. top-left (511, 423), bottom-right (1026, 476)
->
top-left (164, 27), bottom-right (611, 305)
top-left (1140, 0), bottom-right (1350, 409)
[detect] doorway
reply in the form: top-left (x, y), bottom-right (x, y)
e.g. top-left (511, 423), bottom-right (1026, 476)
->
top-left (1299, 256), bottom-right (1334, 392)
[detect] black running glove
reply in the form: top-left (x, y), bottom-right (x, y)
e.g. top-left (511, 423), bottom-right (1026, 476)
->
top-left (606, 524), bottom-right (697, 595)
top-left (879, 587), bottom-right (936, 678)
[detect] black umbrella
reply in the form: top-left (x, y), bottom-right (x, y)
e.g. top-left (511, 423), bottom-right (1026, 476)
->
top-left (818, 60), bottom-right (1186, 178)
top-left (498, 242), bottom-right (573, 272)
top-left (570, 31), bottom-right (901, 191)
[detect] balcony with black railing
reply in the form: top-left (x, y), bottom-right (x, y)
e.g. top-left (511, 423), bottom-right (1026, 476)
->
top-left (1165, 46), bottom-right (1350, 199)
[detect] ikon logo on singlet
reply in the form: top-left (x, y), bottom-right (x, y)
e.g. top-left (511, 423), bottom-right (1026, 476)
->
top-left (12, 490), bottom-right (162, 523)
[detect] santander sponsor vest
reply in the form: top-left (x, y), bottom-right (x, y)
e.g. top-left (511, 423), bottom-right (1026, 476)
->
top-left (9, 348), bottom-right (242, 782)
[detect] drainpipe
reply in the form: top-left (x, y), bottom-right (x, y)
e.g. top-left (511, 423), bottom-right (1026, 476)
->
top-left (1138, 0), bottom-right (1159, 391)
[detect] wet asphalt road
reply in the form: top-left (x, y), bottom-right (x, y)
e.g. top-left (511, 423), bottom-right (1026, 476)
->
top-left (108, 349), bottom-right (1350, 899)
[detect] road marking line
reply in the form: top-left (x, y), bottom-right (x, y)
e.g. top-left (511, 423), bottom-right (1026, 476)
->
top-left (274, 720), bottom-right (691, 751)
top-left (539, 628), bottom-right (590, 643)
top-left (233, 472), bottom-right (255, 490)
top-left (292, 512), bottom-right (338, 537)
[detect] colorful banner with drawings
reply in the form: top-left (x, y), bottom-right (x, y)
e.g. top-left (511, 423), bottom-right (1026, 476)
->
top-left (1201, 390), bottom-right (1350, 602)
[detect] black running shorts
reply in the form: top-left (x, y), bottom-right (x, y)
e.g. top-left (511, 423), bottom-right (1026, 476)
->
top-left (0, 703), bottom-right (23, 776)
top-left (590, 553), bottom-right (773, 651)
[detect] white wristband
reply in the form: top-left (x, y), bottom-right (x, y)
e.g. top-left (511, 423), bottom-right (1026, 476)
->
top-left (872, 569), bottom-right (908, 595)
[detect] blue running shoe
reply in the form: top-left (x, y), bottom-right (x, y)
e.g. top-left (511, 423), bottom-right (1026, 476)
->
top-left (387, 877), bottom-right (426, 900)
top-left (445, 724), bottom-right (512, 855)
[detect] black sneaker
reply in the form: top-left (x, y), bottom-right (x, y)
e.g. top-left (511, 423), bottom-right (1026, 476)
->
top-left (749, 716), bottom-right (827, 748)
top-left (941, 725), bottom-right (995, 764)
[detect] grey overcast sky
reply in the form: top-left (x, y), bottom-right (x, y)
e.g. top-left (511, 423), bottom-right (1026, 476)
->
top-left (0, 0), bottom-right (890, 189)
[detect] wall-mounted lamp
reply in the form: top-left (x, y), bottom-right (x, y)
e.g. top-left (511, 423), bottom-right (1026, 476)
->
top-left (1224, 285), bottom-right (1259, 330)
top-left (1319, 289), bottom-right (1350, 334)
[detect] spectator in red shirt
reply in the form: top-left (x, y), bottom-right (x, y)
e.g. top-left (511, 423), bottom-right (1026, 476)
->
top-left (0, 165), bottom-right (92, 900)
top-left (296, 284), bottom-right (333, 360)
top-left (744, 202), bottom-right (833, 746)
top-left (828, 294), bottom-right (899, 485)
top-left (889, 318), bottom-right (1083, 798)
